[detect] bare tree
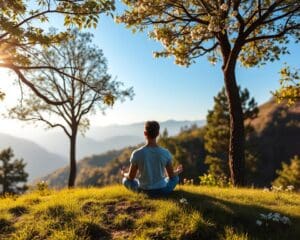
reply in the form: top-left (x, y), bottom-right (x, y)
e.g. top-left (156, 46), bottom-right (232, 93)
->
top-left (9, 30), bottom-right (133, 187)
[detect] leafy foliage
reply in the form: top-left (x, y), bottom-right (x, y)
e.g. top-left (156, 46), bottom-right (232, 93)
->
top-left (9, 29), bottom-right (133, 137)
top-left (199, 173), bottom-right (231, 187)
top-left (117, 0), bottom-right (300, 186)
top-left (158, 126), bottom-right (207, 183)
top-left (272, 155), bottom-right (300, 190)
top-left (117, 1), bottom-right (299, 67)
top-left (0, 147), bottom-right (28, 194)
top-left (274, 66), bottom-right (300, 106)
top-left (0, 0), bottom-right (115, 105)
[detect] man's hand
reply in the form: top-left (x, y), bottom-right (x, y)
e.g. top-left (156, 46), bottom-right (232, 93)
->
top-left (120, 166), bottom-right (128, 178)
top-left (174, 164), bottom-right (183, 175)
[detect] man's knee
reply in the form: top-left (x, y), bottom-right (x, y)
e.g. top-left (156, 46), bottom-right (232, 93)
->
top-left (169, 175), bottom-right (179, 184)
top-left (122, 177), bottom-right (139, 191)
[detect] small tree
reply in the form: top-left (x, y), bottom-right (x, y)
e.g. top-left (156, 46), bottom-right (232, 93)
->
top-left (274, 66), bottom-right (300, 106)
top-left (204, 87), bottom-right (258, 183)
top-left (0, 0), bottom-right (114, 105)
top-left (9, 30), bottom-right (133, 187)
top-left (0, 148), bottom-right (28, 195)
top-left (272, 155), bottom-right (300, 190)
top-left (117, 0), bottom-right (300, 185)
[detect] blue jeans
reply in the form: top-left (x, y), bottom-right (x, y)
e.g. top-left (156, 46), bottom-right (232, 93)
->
top-left (122, 176), bottom-right (179, 197)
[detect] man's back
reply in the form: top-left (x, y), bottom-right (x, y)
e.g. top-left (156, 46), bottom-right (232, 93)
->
top-left (130, 145), bottom-right (172, 190)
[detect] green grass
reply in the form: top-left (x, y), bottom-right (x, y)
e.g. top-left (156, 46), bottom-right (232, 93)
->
top-left (0, 185), bottom-right (299, 240)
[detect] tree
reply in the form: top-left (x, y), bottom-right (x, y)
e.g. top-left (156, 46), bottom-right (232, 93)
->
top-left (9, 30), bottom-right (133, 187)
top-left (117, 0), bottom-right (300, 185)
top-left (272, 155), bottom-right (300, 190)
top-left (159, 126), bottom-right (207, 183)
top-left (0, 148), bottom-right (28, 195)
top-left (274, 65), bottom-right (300, 106)
top-left (0, 0), bottom-right (115, 105)
top-left (204, 87), bottom-right (258, 184)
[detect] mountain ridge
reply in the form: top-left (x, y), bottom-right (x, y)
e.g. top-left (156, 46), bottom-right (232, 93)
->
top-left (0, 133), bottom-right (67, 182)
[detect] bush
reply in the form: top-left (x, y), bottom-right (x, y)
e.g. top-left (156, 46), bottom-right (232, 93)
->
top-left (199, 173), bottom-right (231, 187)
top-left (272, 155), bottom-right (300, 191)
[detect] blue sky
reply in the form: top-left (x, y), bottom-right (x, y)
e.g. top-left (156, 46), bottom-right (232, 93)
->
top-left (0, 3), bottom-right (299, 137)
top-left (89, 12), bottom-right (299, 124)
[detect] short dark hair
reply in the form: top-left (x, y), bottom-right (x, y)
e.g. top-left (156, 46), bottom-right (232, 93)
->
top-left (145, 121), bottom-right (160, 139)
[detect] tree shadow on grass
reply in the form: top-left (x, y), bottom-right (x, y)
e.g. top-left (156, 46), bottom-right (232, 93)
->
top-left (0, 218), bottom-right (15, 236)
top-left (168, 190), bottom-right (300, 240)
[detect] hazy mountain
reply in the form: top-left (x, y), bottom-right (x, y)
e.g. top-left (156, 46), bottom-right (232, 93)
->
top-left (42, 99), bottom-right (300, 188)
top-left (0, 133), bottom-right (67, 182)
top-left (86, 120), bottom-right (205, 141)
top-left (33, 133), bottom-right (143, 159)
top-left (33, 120), bottom-right (205, 158)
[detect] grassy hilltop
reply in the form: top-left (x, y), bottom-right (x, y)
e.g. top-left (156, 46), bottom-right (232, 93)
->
top-left (0, 186), bottom-right (300, 240)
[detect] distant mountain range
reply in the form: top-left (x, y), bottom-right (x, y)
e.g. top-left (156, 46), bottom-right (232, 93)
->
top-left (0, 120), bottom-right (205, 182)
top-left (42, 99), bottom-right (300, 188)
top-left (0, 133), bottom-right (67, 182)
top-left (32, 120), bottom-right (205, 159)
top-left (86, 120), bottom-right (205, 141)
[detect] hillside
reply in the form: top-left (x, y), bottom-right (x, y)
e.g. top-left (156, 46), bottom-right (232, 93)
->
top-left (42, 99), bottom-right (299, 188)
top-left (40, 149), bottom-right (128, 188)
top-left (86, 120), bottom-right (205, 141)
top-left (33, 120), bottom-right (204, 159)
top-left (35, 133), bottom-right (143, 160)
top-left (0, 185), bottom-right (299, 240)
top-left (0, 133), bottom-right (67, 182)
top-left (248, 99), bottom-right (300, 185)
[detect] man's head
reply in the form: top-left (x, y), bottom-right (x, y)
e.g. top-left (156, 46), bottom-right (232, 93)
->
top-left (144, 121), bottom-right (160, 139)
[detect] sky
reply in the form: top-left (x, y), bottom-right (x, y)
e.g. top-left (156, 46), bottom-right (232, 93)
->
top-left (0, 2), bottom-right (299, 138)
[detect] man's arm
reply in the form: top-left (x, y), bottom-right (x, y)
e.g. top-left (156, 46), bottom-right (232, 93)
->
top-left (121, 164), bottom-right (138, 180)
top-left (166, 164), bottom-right (183, 178)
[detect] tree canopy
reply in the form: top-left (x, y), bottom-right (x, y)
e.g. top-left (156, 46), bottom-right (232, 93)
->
top-left (272, 155), bottom-right (300, 190)
top-left (0, 0), bottom-right (115, 105)
top-left (117, 0), bottom-right (299, 67)
top-left (117, 0), bottom-right (300, 185)
top-left (274, 65), bottom-right (300, 106)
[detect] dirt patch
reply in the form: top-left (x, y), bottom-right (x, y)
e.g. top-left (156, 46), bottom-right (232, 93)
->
top-left (104, 200), bottom-right (150, 219)
top-left (102, 200), bottom-right (151, 239)
top-left (80, 199), bottom-right (151, 239)
top-left (111, 230), bottom-right (131, 239)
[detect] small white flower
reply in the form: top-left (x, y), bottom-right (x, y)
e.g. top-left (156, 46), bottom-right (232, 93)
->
top-left (263, 187), bottom-right (269, 192)
top-left (179, 198), bottom-right (188, 204)
top-left (256, 220), bottom-right (262, 226)
top-left (281, 216), bottom-right (291, 225)
top-left (260, 213), bottom-right (267, 219)
top-left (273, 213), bottom-right (280, 218)
top-left (286, 185), bottom-right (294, 191)
top-left (220, 3), bottom-right (229, 11)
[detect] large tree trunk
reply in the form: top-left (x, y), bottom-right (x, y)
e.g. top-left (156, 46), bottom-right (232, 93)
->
top-left (223, 64), bottom-right (245, 186)
top-left (68, 130), bottom-right (77, 187)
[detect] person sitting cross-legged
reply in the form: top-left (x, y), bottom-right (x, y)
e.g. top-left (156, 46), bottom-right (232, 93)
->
top-left (121, 121), bottom-right (183, 197)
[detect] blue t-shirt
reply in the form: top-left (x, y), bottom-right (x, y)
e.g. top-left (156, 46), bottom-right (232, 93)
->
top-left (130, 145), bottom-right (172, 190)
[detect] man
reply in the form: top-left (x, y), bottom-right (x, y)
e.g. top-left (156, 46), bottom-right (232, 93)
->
top-left (121, 121), bottom-right (183, 196)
